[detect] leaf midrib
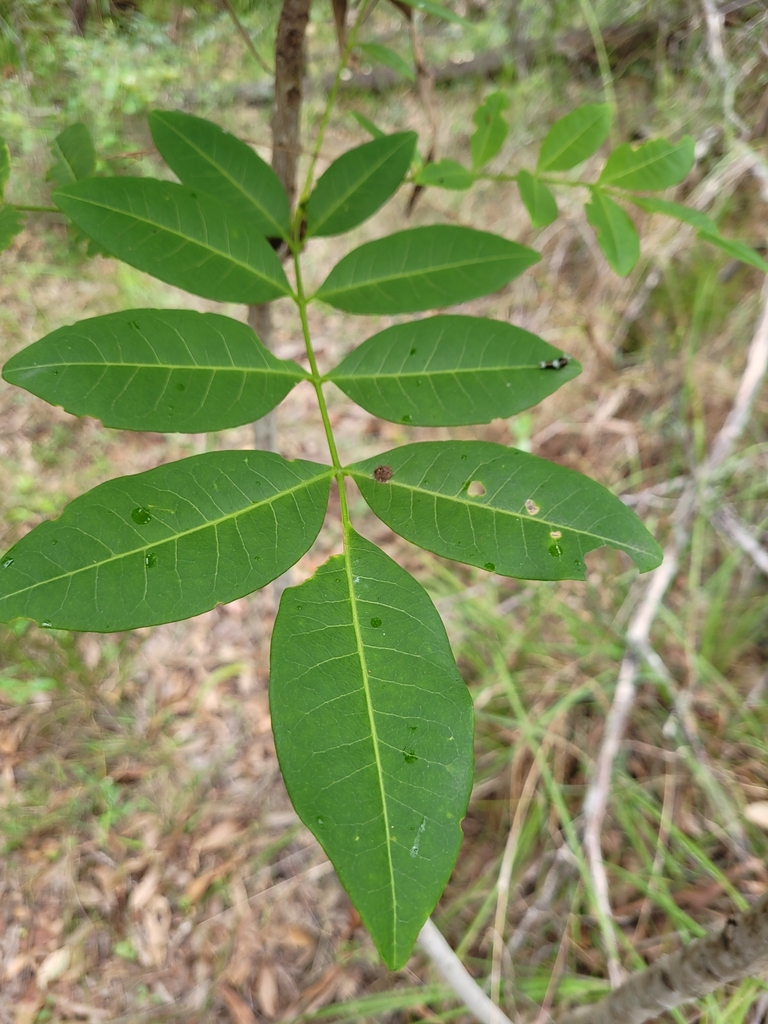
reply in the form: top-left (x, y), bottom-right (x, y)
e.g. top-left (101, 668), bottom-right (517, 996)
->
top-left (342, 529), bottom-right (397, 956)
top-left (350, 470), bottom-right (652, 557)
top-left (331, 362), bottom-right (566, 381)
top-left (4, 469), bottom-right (333, 601)
top-left (54, 187), bottom-right (291, 292)
top-left (155, 114), bottom-right (288, 239)
top-left (13, 359), bottom-right (305, 377)
top-left (318, 249), bottom-right (534, 297)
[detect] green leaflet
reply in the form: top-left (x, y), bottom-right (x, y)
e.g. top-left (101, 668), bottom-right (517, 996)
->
top-left (47, 123), bottom-right (96, 188)
top-left (0, 205), bottom-right (24, 253)
top-left (394, 0), bottom-right (471, 26)
top-left (358, 43), bottom-right (415, 82)
top-left (347, 441), bottom-right (662, 580)
top-left (315, 226), bottom-right (540, 314)
top-left (517, 170), bottom-right (558, 228)
top-left (0, 452), bottom-right (332, 632)
top-left (305, 132), bottom-right (417, 238)
top-left (698, 232), bottom-right (768, 273)
top-left (270, 527), bottom-right (473, 970)
top-left (470, 92), bottom-right (509, 170)
top-left (414, 160), bottom-right (474, 191)
top-left (351, 112), bottom-right (385, 139)
top-left (3, 309), bottom-right (308, 433)
top-left (0, 135), bottom-right (9, 198)
top-left (149, 110), bottom-right (290, 240)
top-left (627, 196), bottom-right (716, 233)
top-left (327, 315), bottom-right (580, 426)
top-left (537, 103), bottom-right (612, 173)
top-left (585, 189), bottom-right (640, 277)
top-left (598, 136), bottom-right (694, 191)
top-left (53, 177), bottom-right (292, 304)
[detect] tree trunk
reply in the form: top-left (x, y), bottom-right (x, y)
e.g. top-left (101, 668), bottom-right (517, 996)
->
top-left (249, 0), bottom-right (312, 453)
top-left (71, 0), bottom-right (90, 36)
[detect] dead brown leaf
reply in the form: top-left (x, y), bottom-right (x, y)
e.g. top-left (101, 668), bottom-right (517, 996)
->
top-left (219, 983), bottom-right (259, 1024)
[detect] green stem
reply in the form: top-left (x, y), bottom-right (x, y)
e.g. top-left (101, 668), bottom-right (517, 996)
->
top-left (11, 204), bottom-right (60, 213)
top-left (293, 250), bottom-right (350, 520)
top-left (577, 0), bottom-right (617, 142)
top-left (296, 0), bottom-right (375, 215)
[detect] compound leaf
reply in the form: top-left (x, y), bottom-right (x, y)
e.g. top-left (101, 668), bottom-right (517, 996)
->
top-left (585, 189), bottom-right (639, 277)
top-left (0, 135), bottom-right (9, 197)
top-left (315, 226), bottom-right (540, 314)
top-left (359, 42), bottom-right (415, 82)
top-left (0, 452), bottom-right (332, 632)
top-left (47, 123), bottom-right (96, 188)
top-left (414, 159), bottom-right (474, 190)
top-left (628, 195), bottom-right (716, 233)
top-left (598, 135), bottom-right (694, 191)
top-left (328, 315), bottom-right (579, 425)
top-left (0, 205), bottom-right (24, 253)
top-left (149, 110), bottom-right (290, 240)
top-left (698, 232), bottom-right (768, 273)
top-left (53, 177), bottom-right (292, 304)
top-left (306, 132), bottom-right (417, 238)
top-left (394, 0), bottom-right (471, 26)
top-left (470, 92), bottom-right (509, 169)
top-left (348, 441), bottom-right (662, 579)
top-left (270, 527), bottom-right (473, 969)
top-left (3, 309), bottom-right (307, 433)
top-left (537, 103), bottom-right (612, 173)
top-left (517, 170), bottom-right (558, 228)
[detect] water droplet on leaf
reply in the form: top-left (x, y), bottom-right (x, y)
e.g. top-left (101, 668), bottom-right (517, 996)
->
top-left (145, 553), bottom-right (157, 568)
top-left (403, 749), bottom-right (418, 764)
top-left (316, 816), bottom-right (324, 826)
top-left (401, 414), bottom-right (413, 424)
top-left (131, 506), bottom-right (152, 525)
top-left (484, 562), bottom-right (495, 571)
top-left (2, 558), bottom-right (13, 568)
top-left (549, 543), bottom-right (563, 557)
top-left (41, 620), bottom-right (52, 628)
top-left (370, 617), bottom-right (382, 628)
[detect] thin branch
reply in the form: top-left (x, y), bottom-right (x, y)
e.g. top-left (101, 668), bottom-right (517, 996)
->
top-left (700, 0), bottom-right (749, 137)
top-left (219, 0), bottom-right (273, 75)
top-left (558, 891), bottom-right (768, 1024)
top-left (710, 505), bottom-right (768, 574)
top-left (567, 281), bottom-right (768, 1017)
top-left (418, 918), bottom-right (516, 1024)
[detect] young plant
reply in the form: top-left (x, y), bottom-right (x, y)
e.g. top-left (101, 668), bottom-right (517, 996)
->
top-left (5, 96), bottom-right (758, 970)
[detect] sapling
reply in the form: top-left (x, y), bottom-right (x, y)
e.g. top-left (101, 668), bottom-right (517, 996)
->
top-left (0, 86), bottom-right (763, 971)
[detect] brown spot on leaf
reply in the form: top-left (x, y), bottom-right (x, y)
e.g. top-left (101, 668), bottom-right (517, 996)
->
top-left (373, 466), bottom-right (393, 482)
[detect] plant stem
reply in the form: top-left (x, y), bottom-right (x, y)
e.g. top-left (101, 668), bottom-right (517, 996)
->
top-left (576, 0), bottom-right (617, 142)
top-left (293, 251), bottom-right (349, 519)
top-left (297, 0), bottom-right (375, 211)
top-left (12, 204), bottom-right (59, 213)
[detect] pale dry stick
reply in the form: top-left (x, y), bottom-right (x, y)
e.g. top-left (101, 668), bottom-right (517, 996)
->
top-left (558, 890), bottom-right (768, 1024)
top-left (710, 504), bottom-right (768, 574)
top-left (701, 0), bottom-right (750, 137)
top-left (418, 919), bottom-right (516, 1024)
top-left (575, 282), bottom-right (768, 1010)
top-left (490, 740), bottom-right (551, 1014)
top-left (507, 847), bottom-right (578, 958)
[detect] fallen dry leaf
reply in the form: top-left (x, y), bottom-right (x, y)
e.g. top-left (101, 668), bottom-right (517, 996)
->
top-left (15, 999), bottom-right (45, 1024)
top-left (745, 801), bottom-right (768, 829)
top-left (36, 946), bottom-right (70, 990)
top-left (142, 893), bottom-right (172, 967)
top-left (195, 818), bottom-right (243, 855)
top-left (129, 863), bottom-right (162, 911)
top-left (257, 963), bottom-right (278, 1018)
top-left (219, 983), bottom-right (259, 1024)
